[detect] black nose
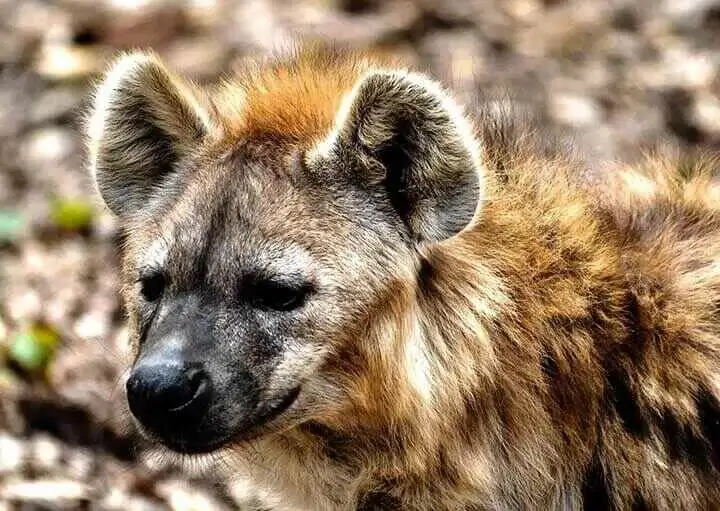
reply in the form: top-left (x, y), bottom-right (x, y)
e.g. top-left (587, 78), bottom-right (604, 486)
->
top-left (126, 361), bottom-right (212, 429)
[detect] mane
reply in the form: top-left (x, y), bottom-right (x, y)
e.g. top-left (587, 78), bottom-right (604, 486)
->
top-left (212, 43), bottom-right (406, 145)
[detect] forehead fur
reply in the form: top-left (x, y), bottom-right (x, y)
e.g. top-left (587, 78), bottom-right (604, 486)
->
top-left (213, 44), bottom-right (405, 145)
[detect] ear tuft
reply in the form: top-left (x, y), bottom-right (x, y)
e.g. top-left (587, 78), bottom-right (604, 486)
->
top-left (312, 69), bottom-right (484, 244)
top-left (86, 51), bottom-right (214, 217)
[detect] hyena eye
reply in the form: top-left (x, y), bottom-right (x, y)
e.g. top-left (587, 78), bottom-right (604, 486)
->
top-left (138, 272), bottom-right (166, 302)
top-left (252, 280), bottom-right (312, 312)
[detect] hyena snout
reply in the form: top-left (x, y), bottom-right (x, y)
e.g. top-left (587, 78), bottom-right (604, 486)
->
top-left (126, 357), bottom-right (212, 434)
top-left (122, 296), bottom-right (291, 453)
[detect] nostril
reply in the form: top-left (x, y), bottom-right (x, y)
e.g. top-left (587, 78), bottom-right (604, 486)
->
top-left (167, 368), bottom-right (210, 412)
top-left (162, 366), bottom-right (202, 409)
top-left (126, 363), bottom-right (212, 426)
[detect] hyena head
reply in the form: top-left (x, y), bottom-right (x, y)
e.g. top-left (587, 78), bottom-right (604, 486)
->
top-left (85, 48), bottom-right (484, 454)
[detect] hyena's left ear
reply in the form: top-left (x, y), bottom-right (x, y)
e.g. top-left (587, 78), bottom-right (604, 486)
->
top-left (311, 69), bottom-right (484, 244)
top-left (85, 51), bottom-right (214, 217)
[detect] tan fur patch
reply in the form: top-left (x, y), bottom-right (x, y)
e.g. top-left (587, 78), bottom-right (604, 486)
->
top-left (213, 44), bottom-right (405, 145)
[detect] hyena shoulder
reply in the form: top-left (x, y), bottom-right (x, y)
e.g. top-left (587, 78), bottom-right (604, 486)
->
top-left (471, 121), bottom-right (720, 508)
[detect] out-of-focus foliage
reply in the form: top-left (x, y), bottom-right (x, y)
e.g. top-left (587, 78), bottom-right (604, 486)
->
top-left (0, 210), bottom-right (26, 243)
top-left (8, 323), bottom-right (60, 376)
top-left (50, 198), bottom-right (95, 232)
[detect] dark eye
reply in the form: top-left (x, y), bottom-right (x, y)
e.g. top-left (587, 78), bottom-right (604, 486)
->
top-left (252, 280), bottom-right (311, 312)
top-left (138, 272), bottom-right (166, 302)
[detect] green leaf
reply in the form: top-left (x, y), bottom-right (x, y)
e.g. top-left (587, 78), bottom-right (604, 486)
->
top-left (0, 210), bottom-right (26, 242)
top-left (9, 325), bottom-right (60, 373)
top-left (50, 198), bottom-right (95, 231)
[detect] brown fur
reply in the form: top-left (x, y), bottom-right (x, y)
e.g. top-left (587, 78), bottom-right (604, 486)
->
top-left (87, 44), bottom-right (720, 510)
top-left (214, 44), bottom-right (403, 145)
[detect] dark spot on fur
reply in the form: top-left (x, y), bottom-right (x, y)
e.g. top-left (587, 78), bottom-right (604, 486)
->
top-left (651, 388), bottom-right (719, 474)
top-left (357, 490), bottom-right (402, 511)
top-left (619, 290), bottom-right (651, 362)
top-left (541, 353), bottom-right (558, 379)
top-left (606, 368), bottom-right (649, 439)
top-left (631, 493), bottom-right (650, 511)
top-left (698, 388), bottom-right (720, 472)
top-left (657, 409), bottom-right (710, 472)
top-left (581, 453), bottom-right (614, 511)
top-left (417, 257), bottom-right (435, 291)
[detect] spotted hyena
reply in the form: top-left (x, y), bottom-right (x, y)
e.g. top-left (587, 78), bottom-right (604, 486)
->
top-left (84, 44), bottom-right (719, 510)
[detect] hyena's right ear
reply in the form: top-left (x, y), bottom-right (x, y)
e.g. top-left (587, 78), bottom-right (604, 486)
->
top-left (86, 52), bottom-right (214, 217)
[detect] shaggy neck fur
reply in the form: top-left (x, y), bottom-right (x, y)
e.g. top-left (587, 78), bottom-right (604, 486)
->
top-left (297, 157), bottom-right (634, 509)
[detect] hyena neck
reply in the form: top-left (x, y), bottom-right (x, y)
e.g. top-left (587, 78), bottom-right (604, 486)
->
top-left (342, 173), bottom-right (631, 495)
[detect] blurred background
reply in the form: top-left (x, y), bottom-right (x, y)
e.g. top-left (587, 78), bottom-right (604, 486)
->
top-left (0, 0), bottom-right (719, 509)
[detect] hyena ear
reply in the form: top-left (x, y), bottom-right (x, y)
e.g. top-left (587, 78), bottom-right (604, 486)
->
top-left (85, 52), bottom-right (214, 217)
top-left (312, 69), bottom-right (484, 243)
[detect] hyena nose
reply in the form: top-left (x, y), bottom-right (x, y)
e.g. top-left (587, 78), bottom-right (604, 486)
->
top-left (126, 361), bottom-right (212, 428)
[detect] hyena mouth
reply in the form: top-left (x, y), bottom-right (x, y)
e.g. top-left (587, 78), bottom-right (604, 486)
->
top-left (136, 386), bottom-right (303, 455)
top-left (254, 386), bottom-right (302, 428)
